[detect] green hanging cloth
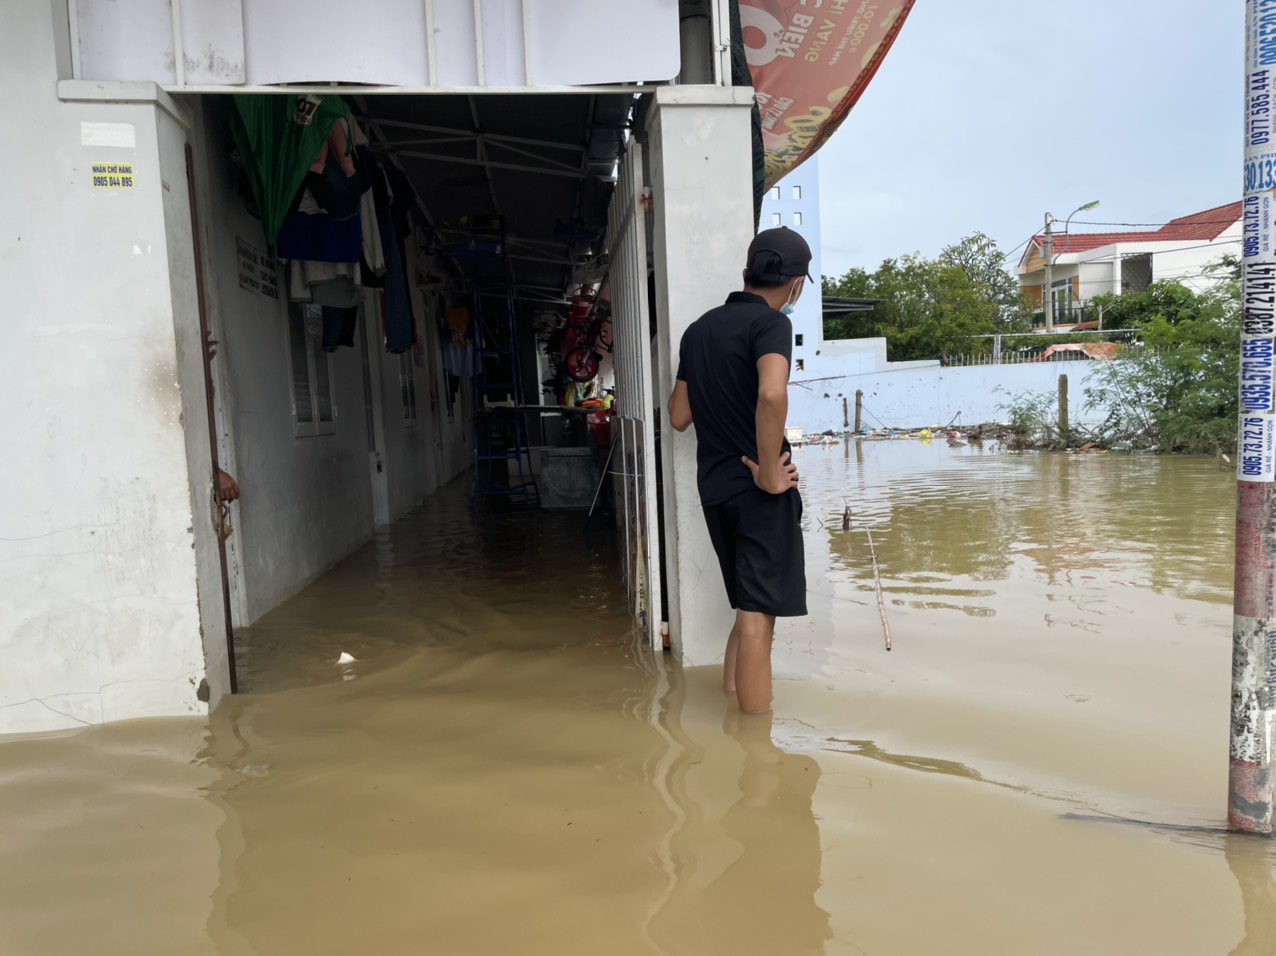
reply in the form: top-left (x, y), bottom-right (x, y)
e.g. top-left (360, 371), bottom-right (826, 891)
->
top-left (228, 94), bottom-right (350, 247)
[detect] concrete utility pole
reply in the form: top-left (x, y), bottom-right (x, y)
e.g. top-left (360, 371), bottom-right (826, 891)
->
top-left (1042, 201), bottom-right (1099, 333)
top-left (1042, 213), bottom-right (1055, 332)
top-left (1231, 0), bottom-right (1276, 835)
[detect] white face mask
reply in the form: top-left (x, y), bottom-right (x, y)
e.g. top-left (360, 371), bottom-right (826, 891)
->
top-left (780, 279), bottom-right (803, 316)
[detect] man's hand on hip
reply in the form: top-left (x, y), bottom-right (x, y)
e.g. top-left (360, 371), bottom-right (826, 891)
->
top-left (742, 451), bottom-right (799, 495)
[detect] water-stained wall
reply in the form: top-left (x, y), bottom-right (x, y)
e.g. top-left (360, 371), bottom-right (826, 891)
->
top-left (0, 0), bottom-right (212, 733)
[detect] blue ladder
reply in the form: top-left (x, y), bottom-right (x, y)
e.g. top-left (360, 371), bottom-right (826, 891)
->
top-left (469, 260), bottom-right (538, 507)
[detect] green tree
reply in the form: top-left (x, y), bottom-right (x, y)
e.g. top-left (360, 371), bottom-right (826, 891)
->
top-left (823, 234), bottom-right (1022, 360)
top-left (1087, 281), bottom-right (1205, 330)
top-left (939, 231), bottom-right (1023, 310)
top-left (1084, 276), bottom-right (1240, 454)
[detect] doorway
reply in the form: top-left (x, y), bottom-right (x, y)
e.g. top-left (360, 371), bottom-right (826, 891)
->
top-left (181, 90), bottom-right (667, 695)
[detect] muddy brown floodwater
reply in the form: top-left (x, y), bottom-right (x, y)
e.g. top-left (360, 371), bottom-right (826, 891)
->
top-left (2, 441), bottom-right (1274, 955)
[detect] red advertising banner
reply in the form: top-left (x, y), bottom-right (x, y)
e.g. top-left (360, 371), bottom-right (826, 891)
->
top-left (739, 0), bottom-right (916, 187)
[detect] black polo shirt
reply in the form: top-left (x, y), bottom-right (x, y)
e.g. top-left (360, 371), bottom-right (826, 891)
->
top-left (676, 291), bottom-right (793, 506)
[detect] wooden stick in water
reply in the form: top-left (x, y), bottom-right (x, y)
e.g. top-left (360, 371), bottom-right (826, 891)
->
top-left (865, 527), bottom-right (892, 652)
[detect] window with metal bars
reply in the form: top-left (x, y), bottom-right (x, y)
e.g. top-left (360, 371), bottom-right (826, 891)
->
top-left (287, 304), bottom-right (337, 437)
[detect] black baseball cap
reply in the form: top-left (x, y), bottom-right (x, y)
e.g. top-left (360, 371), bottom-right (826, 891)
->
top-left (746, 226), bottom-right (812, 283)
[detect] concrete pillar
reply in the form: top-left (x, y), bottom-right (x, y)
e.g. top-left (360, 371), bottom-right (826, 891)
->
top-left (0, 0), bottom-right (224, 732)
top-left (647, 86), bottom-right (756, 666)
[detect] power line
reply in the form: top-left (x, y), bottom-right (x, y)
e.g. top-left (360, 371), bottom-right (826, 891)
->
top-left (1068, 218), bottom-right (1239, 229)
top-left (1003, 231), bottom-right (1040, 260)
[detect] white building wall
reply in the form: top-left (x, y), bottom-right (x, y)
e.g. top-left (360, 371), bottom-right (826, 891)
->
top-left (1151, 223), bottom-right (1242, 292)
top-left (650, 87), bottom-right (757, 668)
top-left (380, 254), bottom-right (472, 521)
top-left (191, 100), bottom-right (469, 624)
top-left (71, 0), bottom-right (681, 89)
top-left (0, 0), bottom-right (212, 733)
top-left (760, 158), bottom-right (828, 432)
top-left (0, 0), bottom-right (477, 734)
top-left (192, 102), bottom-right (378, 624)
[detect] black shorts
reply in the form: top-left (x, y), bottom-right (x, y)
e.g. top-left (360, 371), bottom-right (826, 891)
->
top-left (703, 487), bottom-right (807, 617)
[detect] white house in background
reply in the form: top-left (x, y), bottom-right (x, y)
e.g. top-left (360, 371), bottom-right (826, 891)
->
top-left (1016, 202), bottom-right (1242, 329)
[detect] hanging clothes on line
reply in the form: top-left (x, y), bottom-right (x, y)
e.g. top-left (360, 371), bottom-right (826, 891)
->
top-left (288, 260), bottom-right (362, 309)
top-left (304, 118), bottom-right (360, 222)
top-left (276, 130), bottom-right (380, 319)
top-left (372, 156), bottom-right (417, 354)
top-left (228, 94), bottom-right (351, 247)
top-left (321, 306), bottom-right (359, 352)
top-left (441, 306), bottom-right (476, 379)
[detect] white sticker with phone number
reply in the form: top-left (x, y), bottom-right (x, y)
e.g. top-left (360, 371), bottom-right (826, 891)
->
top-left (1239, 412), bottom-right (1276, 482)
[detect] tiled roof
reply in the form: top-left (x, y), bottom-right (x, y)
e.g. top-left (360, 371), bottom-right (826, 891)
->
top-left (1027, 201), bottom-right (1242, 260)
top-left (1034, 342), bottom-right (1123, 362)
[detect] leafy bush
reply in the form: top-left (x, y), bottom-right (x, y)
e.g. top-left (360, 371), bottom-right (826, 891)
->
top-left (995, 387), bottom-right (1064, 449)
top-left (1083, 275), bottom-right (1239, 455)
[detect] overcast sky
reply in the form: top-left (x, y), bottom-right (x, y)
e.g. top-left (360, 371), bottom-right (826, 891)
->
top-left (815, 0), bottom-right (1241, 278)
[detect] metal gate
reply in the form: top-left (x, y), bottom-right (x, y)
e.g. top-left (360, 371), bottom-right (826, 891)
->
top-left (606, 142), bottom-right (662, 649)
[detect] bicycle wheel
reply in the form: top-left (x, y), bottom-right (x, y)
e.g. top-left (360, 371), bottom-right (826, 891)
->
top-left (564, 347), bottom-right (600, 383)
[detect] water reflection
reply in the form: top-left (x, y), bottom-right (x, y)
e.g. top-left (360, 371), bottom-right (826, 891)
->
top-left (190, 491), bottom-right (834, 955)
top-left (641, 668), bottom-right (831, 954)
top-left (703, 712), bottom-right (829, 954)
top-left (1227, 834), bottom-right (1276, 956)
top-left (805, 442), bottom-right (1234, 614)
top-left (200, 654), bottom-right (833, 954)
top-left (0, 446), bottom-right (1254, 955)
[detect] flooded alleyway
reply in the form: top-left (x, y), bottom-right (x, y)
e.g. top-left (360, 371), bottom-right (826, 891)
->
top-left (3, 444), bottom-right (1275, 955)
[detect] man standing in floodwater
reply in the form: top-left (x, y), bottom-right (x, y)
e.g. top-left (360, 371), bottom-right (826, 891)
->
top-left (666, 227), bottom-right (809, 714)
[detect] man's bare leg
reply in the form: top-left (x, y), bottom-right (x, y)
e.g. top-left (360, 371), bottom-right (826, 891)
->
top-left (734, 610), bottom-right (776, 714)
top-left (723, 619), bottom-right (743, 695)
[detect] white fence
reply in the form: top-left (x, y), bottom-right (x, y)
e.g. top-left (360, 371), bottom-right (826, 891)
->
top-left (943, 351), bottom-right (1110, 368)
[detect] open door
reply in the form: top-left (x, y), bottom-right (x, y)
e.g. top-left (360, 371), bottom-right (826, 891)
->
top-left (185, 143), bottom-right (239, 693)
top-left (607, 142), bottom-right (663, 649)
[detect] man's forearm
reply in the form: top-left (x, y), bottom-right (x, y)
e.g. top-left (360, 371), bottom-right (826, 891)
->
top-left (755, 390), bottom-right (788, 479)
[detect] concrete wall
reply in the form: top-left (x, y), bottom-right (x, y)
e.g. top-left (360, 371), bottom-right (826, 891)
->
top-left (192, 101), bottom-right (377, 624)
top-left (783, 348), bottom-right (1115, 433)
top-left (380, 258), bottom-right (471, 521)
top-left (192, 100), bottom-right (469, 623)
top-left (0, 0), bottom-right (211, 733)
top-left (650, 86), bottom-right (757, 667)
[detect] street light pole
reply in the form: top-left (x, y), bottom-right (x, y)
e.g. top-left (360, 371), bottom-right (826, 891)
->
top-left (1042, 200), bottom-right (1100, 333)
top-left (1043, 213), bottom-right (1055, 331)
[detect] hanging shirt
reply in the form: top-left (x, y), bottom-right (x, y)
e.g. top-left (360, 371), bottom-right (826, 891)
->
top-left (228, 94), bottom-right (350, 247)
